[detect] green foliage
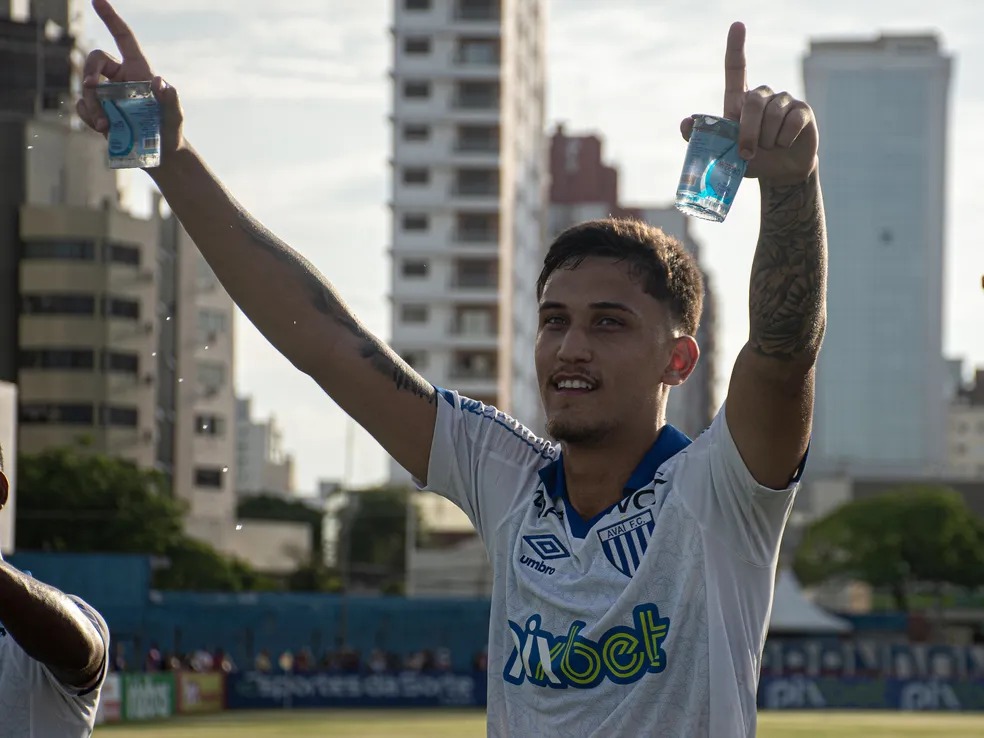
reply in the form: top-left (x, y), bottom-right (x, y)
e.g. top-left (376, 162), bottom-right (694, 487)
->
top-left (237, 493), bottom-right (324, 554)
top-left (794, 485), bottom-right (984, 610)
top-left (341, 487), bottom-right (417, 590)
top-left (15, 448), bottom-right (273, 592)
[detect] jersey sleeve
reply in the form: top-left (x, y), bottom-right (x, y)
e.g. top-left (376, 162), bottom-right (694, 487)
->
top-left (415, 388), bottom-right (557, 544)
top-left (670, 405), bottom-right (805, 566)
top-left (37, 596), bottom-right (110, 707)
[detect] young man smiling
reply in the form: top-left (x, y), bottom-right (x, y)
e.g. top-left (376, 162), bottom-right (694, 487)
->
top-left (79, 2), bottom-right (825, 735)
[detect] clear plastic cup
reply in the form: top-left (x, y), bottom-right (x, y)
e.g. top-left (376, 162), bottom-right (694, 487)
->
top-left (95, 81), bottom-right (161, 169)
top-left (675, 115), bottom-right (748, 223)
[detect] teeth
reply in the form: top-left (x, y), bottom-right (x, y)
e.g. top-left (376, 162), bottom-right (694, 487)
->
top-left (557, 379), bottom-right (594, 390)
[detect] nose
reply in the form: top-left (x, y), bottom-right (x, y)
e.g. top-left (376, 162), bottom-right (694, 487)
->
top-left (556, 325), bottom-right (592, 364)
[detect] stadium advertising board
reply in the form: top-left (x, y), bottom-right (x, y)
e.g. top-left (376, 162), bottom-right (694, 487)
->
top-left (94, 673), bottom-right (122, 725)
top-left (177, 672), bottom-right (225, 714)
top-left (758, 676), bottom-right (984, 711)
top-left (123, 673), bottom-right (176, 721)
top-left (762, 640), bottom-right (984, 680)
top-left (227, 671), bottom-right (487, 709)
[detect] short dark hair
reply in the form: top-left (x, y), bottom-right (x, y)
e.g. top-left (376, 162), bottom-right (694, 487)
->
top-left (536, 218), bottom-right (704, 336)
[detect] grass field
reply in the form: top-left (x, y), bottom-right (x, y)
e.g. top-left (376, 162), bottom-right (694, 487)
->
top-left (98, 709), bottom-right (984, 737)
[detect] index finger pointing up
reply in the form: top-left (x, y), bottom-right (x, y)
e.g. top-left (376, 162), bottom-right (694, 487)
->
top-left (93, 0), bottom-right (147, 63)
top-left (723, 22), bottom-right (747, 121)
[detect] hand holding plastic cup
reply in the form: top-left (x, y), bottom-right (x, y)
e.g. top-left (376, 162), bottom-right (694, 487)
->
top-left (675, 115), bottom-right (748, 223)
top-left (95, 81), bottom-right (162, 169)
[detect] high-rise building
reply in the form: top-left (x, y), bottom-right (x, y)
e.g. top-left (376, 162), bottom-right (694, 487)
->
top-left (548, 125), bottom-right (718, 438)
top-left (803, 34), bottom-right (951, 476)
top-left (163, 212), bottom-right (238, 544)
top-left (0, 2), bottom-right (238, 550)
top-left (235, 396), bottom-right (295, 498)
top-left (388, 0), bottom-right (548, 492)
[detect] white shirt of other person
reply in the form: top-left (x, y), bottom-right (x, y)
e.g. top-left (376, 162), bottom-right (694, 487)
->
top-left (416, 389), bottom-right (802, 738)
top-left (0, 592), bottom-right (109, 738)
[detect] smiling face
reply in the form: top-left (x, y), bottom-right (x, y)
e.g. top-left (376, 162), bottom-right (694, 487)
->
top-left (535, 256), bottom-right (699, 447)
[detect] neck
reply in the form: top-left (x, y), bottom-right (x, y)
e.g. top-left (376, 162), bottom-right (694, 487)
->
top-left (562, 424), bottom-right (664, 520)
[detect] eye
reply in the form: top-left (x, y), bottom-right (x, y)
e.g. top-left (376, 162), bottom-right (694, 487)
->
top-left (541, 315), bottom-right (566, 327)
top-left (597, 316), bottom-right (623, 327)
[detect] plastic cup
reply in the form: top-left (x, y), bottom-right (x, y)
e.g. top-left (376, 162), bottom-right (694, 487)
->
top-left (95, 81), bottom-right (161, 169)
top-left (675, 114), bottom-right (748, 223)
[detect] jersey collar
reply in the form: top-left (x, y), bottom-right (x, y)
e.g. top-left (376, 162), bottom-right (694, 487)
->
top-left (537, 425), bottom-right (692, 539)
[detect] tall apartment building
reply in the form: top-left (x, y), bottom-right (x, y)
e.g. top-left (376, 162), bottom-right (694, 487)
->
top-left (389, 0), bottom-right (547, 487)
top-left (803, 34), bottom-right (951, 476)
top-left (235, 396), bottom-right (295, 498)
top-left (548, 125), bottom-right (718, 438)
top-left (0, 1), bottom-right (238, 550)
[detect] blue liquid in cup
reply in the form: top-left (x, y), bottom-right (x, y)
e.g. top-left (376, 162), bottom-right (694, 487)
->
top-left (675, 115), bottom-right (747, 223)
top-left (96, 81), bottom-right (162, 170)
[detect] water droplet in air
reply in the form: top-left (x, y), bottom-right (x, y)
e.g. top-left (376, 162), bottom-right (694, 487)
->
top-left (152, 352), bottom-right (157, 357)
top-left (26, 145), bottom-right (33, 150)
top-left (165, 316), bottom-right (171, 321)
top-left (235, 524), bottom-right (243, 531)
top-left (178, 378), bottom-right (183, 382)
top-left (204, 345), bottom-right (209, 350)
top-left (222, 466), bottom-right (229, 473)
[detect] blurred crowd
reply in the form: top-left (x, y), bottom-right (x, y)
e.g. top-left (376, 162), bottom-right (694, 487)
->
top-left (111, 642), bottom-right (489, 675)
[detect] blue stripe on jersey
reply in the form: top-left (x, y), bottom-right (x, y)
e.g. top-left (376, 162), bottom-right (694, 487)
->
top-left (438, 387), bottom-right (556, 462)
top-left (542, 424), bottom-right (693, 539)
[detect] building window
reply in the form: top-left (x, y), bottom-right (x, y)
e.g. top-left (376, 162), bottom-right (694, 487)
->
top-left (403, 81), bottom-right (431, 99)
top-left (198, 362), bottom-right (226, 396)
top-left (456, 212), bottom-right (498, 242)
top-left (22, 240), bottom-right (95, 260)
top-left (197, 258), bottom-right (219, 292)
top-left (105, 242), bottom-right (141, 266)
top-left (402, 260), bottom-right (429, 278)
top-left (402, 168), bottom-right (430, 185)
top-left (19, 348), bottom-right (95, 370)
top-left (401, 352), bottom-right (427, 371)
top-left (19, 403), bottom-right (94, 425)
top-left (402, 124), bottom-right (430, 142)
top-left (195, 467), bottom-right (224, 489)
top-left (198, 309), bottom-right (227, 342)
top-left (21, 293), bottom-right (96, 316)
top-left (457, 39), bottom-right (499, 65)
top-left (103, 297), bottom-right (140, 320)
top-left (405, 0), bottom-right (430, 9)
top-left (401, 304), bottom-right (429, 323)
top-left (100, 404), bottom-right (138, 428)
top-left (402, 213), bottom-right (429, 231)
top-left (456, 0), bottom-right (498, 21)
top-left (103, 351), bottom-right (139, 374)
top-left (196, 414), bottom-right (226, 437)
top-left (404, 37), bottom-right (431, 55)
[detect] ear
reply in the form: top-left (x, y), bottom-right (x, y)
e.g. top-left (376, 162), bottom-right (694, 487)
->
top-left (0, 472), bottom-right (8, 510)
top-left (660, 335), bottom-right (700, 387)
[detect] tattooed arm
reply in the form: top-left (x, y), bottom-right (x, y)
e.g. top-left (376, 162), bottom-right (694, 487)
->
top-left (724, 171), bottom-right (828, 489)
top-left (149, 147), bottom-right (437, 482)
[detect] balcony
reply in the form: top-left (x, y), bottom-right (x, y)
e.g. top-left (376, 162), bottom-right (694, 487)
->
top-left (453, 1), bottom-right (500, 22)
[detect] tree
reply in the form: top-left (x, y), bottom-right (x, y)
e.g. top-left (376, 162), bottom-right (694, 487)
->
top-left (237, 493), bottom-right (324, 555)
top-left (15, 448), bottom-right (272, 591)
top-left (340, 487), bottom-right (419, 592)
top-left (794, 485), bottom-right (984, 610)
top-left (16, 448), bottom-right (185, 553)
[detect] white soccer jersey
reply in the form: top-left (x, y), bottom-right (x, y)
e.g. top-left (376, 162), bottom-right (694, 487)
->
top-left (0, 595), bottom-right (110, 738)
top-left (418, 389), bottom-right (802, 737)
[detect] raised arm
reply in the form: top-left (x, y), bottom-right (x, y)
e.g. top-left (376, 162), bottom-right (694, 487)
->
top-left (685, 23), bottom-right (827, 489)
top-left (78, 0), bottom-right (436, 481)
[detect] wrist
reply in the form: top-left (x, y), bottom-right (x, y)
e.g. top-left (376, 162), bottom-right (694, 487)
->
top-left (146, 143), bottom-right (193, 186)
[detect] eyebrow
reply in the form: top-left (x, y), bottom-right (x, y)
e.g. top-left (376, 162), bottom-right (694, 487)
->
top-left (538, 300), bottom-right (640, 316)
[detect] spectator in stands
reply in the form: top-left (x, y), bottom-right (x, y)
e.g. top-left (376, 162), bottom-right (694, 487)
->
top-left (278, 649), bottom-right (294, 673)
top-left (254, 649), bottom-right (272, 672)
top-left (145, 643), bottom-right (163, 672)
top-left (111, 642), bottom-right (127, 672)
top-left (367, 648), bottom-right (388, 674)
top-left (213, 647), bottom-right (236, 673)
top-left (0, 442), bottom-right (111, 736)
top-left (294, 647), bottom-right (313, 673)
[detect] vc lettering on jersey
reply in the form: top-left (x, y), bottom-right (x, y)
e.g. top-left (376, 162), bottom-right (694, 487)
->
top-left (504, 604), bottom-right (670, 689)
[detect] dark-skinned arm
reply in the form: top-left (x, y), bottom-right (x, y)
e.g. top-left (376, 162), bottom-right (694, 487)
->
top-left (0, 560), bottom-right (107, 689)
top-left (725, 171), bottom-right (828, 489)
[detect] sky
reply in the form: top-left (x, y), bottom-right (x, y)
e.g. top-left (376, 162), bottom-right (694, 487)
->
top-left (78, 0), bottom-right (984, 494)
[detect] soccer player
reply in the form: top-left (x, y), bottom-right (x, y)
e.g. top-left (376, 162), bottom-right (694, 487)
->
top-left (79, 2), bottom-right (825, 735)
top-left (0, 445), bottom-right (111, 736)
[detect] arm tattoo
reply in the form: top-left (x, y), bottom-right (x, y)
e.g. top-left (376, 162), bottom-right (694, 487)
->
top-left (234, 209), bottom-right (436, 404)
top-left (748, 171), bottom-right (828, 362)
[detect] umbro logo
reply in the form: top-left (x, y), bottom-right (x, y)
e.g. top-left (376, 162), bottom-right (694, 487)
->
top-left (519, 534), bottom-right (570, 577)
